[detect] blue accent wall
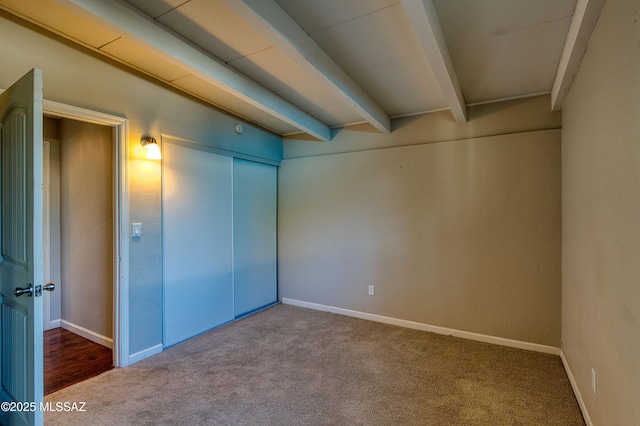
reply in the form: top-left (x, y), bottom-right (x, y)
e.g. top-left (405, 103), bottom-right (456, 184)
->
top-left (0, 11), bottom-right (283, 359)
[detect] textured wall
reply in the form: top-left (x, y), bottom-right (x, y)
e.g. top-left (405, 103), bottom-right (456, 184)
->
top-left (279, 127), bottom-right (562, 346)
top-left (561, 0), bottom-right (640, 423)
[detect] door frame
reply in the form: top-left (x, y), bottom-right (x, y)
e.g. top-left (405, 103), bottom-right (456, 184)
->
top-left (43, 99), bottom-right (129, 368)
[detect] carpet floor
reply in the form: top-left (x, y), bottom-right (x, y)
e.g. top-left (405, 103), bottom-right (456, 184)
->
top-left (45, 304), bottom-right (584, 425)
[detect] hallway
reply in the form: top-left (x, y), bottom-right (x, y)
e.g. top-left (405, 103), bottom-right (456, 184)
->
top-left (44, 328), bottom-right (113, 395)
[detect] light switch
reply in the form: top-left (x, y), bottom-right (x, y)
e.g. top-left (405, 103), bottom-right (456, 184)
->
top-left (132, 222), bottom-right (142, 237)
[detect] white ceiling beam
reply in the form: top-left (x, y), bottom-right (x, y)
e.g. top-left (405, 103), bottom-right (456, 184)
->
top-left (222, 0), bottom-right (391, 134)
top-left (400, 0), bottom-right (467, 123)
top-left (55, 0), bottom-right (332, 141)
top-left (551, 0), bottom-right (606, 111)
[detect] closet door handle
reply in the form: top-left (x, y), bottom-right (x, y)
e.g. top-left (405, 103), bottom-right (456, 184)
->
top-left (43, 282), bottom-right (56, 292)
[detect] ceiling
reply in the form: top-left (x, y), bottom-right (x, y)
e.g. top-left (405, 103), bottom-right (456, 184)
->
top-left (0, 0), bottom-right (605, 141)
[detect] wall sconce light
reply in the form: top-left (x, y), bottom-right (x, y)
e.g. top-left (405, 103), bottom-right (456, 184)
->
top-left (141, 135), bottom-right (162, 160)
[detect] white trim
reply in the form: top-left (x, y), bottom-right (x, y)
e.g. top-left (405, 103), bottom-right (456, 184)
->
top-left (400, 0), bottom-right (467, 123)
top-left (58, 0), bottom-right (331, 141)
top-left (282, 298), bottom-right (561, 355)
top-left (128, 344), bottom-right (163, 365)
top-left (390, 107), bottom-right (450, 120)
top-left (223, 0), bottom-right (391, 134)
top-left (42, 139), bottom-right (53, 331)
top-left (560, 350), bottom-right (593, 426)
top-left (43, 100), bottom-right (125, 125)
top-left (551, 0), bottom-right (607, 111)
top-left (465, 91), bottom-right (552, 107)
top-left (46, 319), bottom-right (61, 330)
top-left (61, 320), bottom-right (113, 349)
top-left (114, 119), bottom-right (130, 368)
top-left (42, 101), bottom-right (129, 368)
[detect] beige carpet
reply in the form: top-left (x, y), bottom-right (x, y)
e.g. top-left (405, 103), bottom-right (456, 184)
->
top-left (45, 304), bottom-right (584, 425)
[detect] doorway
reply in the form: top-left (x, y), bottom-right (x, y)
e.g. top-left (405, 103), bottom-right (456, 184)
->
top-left (42, 117), bottom-right (115, 393)
top-left (41, 99), bottom-right (130, 372)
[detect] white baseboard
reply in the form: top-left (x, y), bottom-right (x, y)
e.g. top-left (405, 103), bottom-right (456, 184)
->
top-left (281, 298), bottom-right (561, 355)
top-left (128, 344), bottom-right (163, 365)
top-left (45, 319), bottom-right (61, 331)
top-left (560, 350), bottom-right (592, 426)
top-left (61, 320), bottom-right (113, 349)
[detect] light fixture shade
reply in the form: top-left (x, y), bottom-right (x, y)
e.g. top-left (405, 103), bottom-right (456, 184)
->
top-left (145, 142), bottom-right (162, 160)
top-left (141, 136), bottom-right (162, 160)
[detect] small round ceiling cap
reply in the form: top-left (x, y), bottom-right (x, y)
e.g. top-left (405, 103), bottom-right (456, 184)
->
top-left (235, 124), bottom-right (244, 134)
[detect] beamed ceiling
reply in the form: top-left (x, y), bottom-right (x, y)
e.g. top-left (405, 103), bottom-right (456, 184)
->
top-left (0, 0), bottom-right (606, 141)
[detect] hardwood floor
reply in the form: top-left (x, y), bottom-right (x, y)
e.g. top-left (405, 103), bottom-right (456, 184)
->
top-left (44, 328), bottom-right (114, 395)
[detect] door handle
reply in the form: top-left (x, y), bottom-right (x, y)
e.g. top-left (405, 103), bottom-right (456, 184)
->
top-left (14, 285), bottom-right (33, 297)
top-left (33, 282), bottom-right (55, 297)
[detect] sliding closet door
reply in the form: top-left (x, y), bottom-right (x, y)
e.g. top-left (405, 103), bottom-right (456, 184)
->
top-left (163, 143), bottom-right (233, 347)
top-left (233, 159), bottom-right (277, 317)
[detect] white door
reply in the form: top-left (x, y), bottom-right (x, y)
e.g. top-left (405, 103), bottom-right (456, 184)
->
top-left (163, 143), bottom-right (234, 347)
top-left (233, 159), bottom-right (277, 317)
top-left (0, 69), bottom-right (45, 426)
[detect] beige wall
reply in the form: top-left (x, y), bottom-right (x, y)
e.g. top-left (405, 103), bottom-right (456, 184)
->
top-left (279, 97), bottom-right (562, 346)
top-left (60, 119), bottom-right (113, 339)
top-left (561, 0), bottom-right (640, 423)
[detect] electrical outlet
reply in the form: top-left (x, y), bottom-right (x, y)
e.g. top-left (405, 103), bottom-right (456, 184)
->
top-left (591, 368), bottom-right (597, 394)
top-left (368, 285), bottom-right (375, 296)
